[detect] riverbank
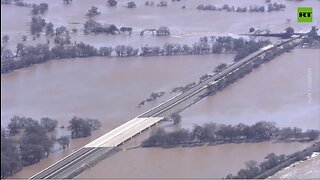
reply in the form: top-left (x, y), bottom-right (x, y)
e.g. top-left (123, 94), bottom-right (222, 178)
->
top-left (225, 142), bottom-right (320, 179)
top-left (254, 142), bottom-right (320, 179)
top-left (269, 152), bottom-right (320, 178)
top-left (141, 121), bottom-right (319, 148)
top-left (76, 141), bottom-right (313, 179)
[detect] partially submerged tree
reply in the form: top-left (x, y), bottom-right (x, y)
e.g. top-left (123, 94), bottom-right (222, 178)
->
top-left (2, 35), bottom-right (9, 42)
top-left (57, 136), bottom-right (70, 150)
top-left (171, 114), bottom-right (182, 125)
top-left (1, 130), bottom-right (22, 178)
top-left (285, 26), bottom-right (294, 34)
top-left (127, 2), bottom-right (136, 8)
top-left (107, 0), bottom-right (117, 7)
top-left (86, 6), bottom-right (101, 17)
top-left (30, 16), bottom-right (46, 35)
top-left (20, 122), bottom-right (53, 165)
top-left (32, 3), bottom-right (49, 15)
top-left (40, 117), bottom-right (58, 132)
top-left (156, 26), bottom-right (170, 36)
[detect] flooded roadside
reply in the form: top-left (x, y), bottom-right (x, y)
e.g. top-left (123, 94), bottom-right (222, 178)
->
top-left (2, 46), bottom-right (319, 180)
top-left (1, 0), bottom-right (319, 179)
top-left (76, 48), bottom-right (319, 178)
top-left (1, 54), bottom-right (233, 178)
top-left (270, 152), bottom-right (320, 178)
top-left (1, 54), bottom-right (233, 128)
top-left (76, 142), bottom-right (312, 179)
top-left (181, 49), bottom-right (320, 130)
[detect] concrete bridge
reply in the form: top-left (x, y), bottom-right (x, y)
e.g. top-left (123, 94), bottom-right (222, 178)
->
top-left (29, 36), bottom-right (303, 179)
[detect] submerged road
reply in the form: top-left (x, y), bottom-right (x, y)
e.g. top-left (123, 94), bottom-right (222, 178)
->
top-left (29, 36), bottom-right (303, 179)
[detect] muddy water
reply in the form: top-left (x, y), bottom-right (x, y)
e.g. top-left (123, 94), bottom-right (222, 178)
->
top-left (181, 49), bottom-right (320, 130)
top-left (3, 45), bottom-right (319, 180)
top-left (1, 54), bottom-right (232, 178)
top-left (1, 55), bottom-right (232, 127)
top-left (74, 48), bottom-right (319, 179)
top-left (1, 0), bottom-right (320, 179)
top-left (76, 142), bottom-right (312, 179)
top-left (2, 0), bottom-right (320, 50)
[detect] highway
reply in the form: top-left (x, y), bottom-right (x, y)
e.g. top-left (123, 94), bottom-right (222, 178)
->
top-left (139, 36), bottom-right (301, 118)
top-left (29, 36), bottom-right (302, 179)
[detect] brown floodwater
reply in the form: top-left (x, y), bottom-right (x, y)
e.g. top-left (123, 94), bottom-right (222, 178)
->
top-left (1, 0), bottom-right (319, 50)
top-left (4, 48), bottom-right (318, 179)
top-left (76, 142), bottom-right (312, 179)
top-left (1, 55), bottom-right (233, 128)
top-left (1, 54), bottom-right (232, 178)
top-left (181, 49), bottom-right (320, 131)
top-left (74, 48), bottom-right (319, 179)
top-left (1, 0), bottom-right (320, 179)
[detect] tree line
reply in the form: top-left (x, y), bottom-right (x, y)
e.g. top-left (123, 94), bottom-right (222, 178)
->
top-left (196, 2), bottom-right (286, 12)
top-left (138, 91), bottom-right (166, 107)
top-left (226, 143), bottom-right (320, 179)
top-left (1, 116), bottom-right (101, 178)
top-left (1, 0), bottom-right (49, 15)
top-left (226, 154), bottom-right (286, 179)
top-left (142, 121), bottom-right (320, 147)
top-left (1, 36), bottom-right (270, 73)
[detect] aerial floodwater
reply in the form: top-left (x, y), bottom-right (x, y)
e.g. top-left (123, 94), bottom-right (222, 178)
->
top-left (1, 0), bottom-right (319, 179)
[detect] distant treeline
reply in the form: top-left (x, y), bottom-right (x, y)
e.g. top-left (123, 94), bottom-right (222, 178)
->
top-left (1, 36), bottom-right (269, 73)
top-left (196, 2), bottom-right (286, 12)
top-left (142, 121), bottom-right (320, 147)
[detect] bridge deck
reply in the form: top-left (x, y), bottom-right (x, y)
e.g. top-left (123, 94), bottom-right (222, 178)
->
top-left (85, 117), bottom-right (164, 147)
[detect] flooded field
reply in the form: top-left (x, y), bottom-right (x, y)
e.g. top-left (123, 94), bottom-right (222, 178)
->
top-left (75, 48), bottom-right (319, 179)
top-left (1, 0), bottom-right (319, 50)
top-left (1, 54), bottom-right (233, 127)
top-left (2, 54), bottom-right (234, 179)
top-left (3, 48), bottom-right (318, 178)
top-left (181, 49), bottom-right (320, 131)
top-left (1, 0), bottom-right (320, 179)
top-left (75, 142), bottom-right (312, 179)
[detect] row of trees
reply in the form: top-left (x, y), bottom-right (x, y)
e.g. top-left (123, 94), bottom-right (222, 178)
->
top-left (138, 91), bottom-right (165, 107)
top-left (1, 0), bottom-right (40, 8)
top-left (140, 36), bottom-right (269, 56)
top-left (1, 1), bottom-right (49, 16)
top-left (225, 145), bottom-right (320, 179)
top-left (8, 116), bottom-right (57, 136)
top-left (234, 40), bottom-right (269, 61)
top-left (1, 36), bottom-right (270, 73)
top-left (196, 2), bottom-right (285, 12)
top-left (84, 19), bottom-right (119, 34)
top-left (226, 153), bottom-right (286, 179)
top-left (142, 121), bottom-right (320, 147)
